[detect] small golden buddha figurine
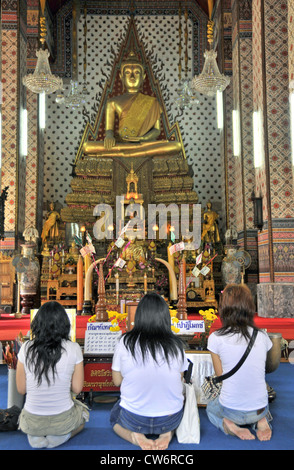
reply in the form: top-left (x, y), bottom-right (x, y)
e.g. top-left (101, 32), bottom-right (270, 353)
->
top-left (68, 240), bottom-right (79, 261)
top-left (201, 201), bottom-right (220, 244)
top-left (41, 242), bottom-right (50, 257)
top-left (83, 51), bottom-right (182, 159)
top-left (41, 202), bottom-right (60, 244)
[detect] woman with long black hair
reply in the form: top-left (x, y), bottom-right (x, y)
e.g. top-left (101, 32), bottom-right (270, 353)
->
top-left (206, 284), bottom-right (273, 441)
top-left (110, 292), bottom-right (189, 450)
top-left (16, 301), bottom-right (89, 448)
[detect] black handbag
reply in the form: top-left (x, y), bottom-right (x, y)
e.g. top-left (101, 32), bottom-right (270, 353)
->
top-left (201, 328), bottom-right (258, 400)
top-left (183, 359), bottom-right (193, 384)
top-left (0, 406), bottom-right (21, 432)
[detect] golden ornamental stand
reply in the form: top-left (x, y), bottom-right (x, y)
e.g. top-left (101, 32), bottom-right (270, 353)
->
top-left (95, 261), bottom-right (108, 322)
top-left (177, 259), bottom-right (187, 320)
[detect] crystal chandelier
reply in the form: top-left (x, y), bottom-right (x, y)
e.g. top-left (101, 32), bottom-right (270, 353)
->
top-left (23, 0), bottom-right (63, 94)
top-left (56, 80), bottom-right (87, 109)
top-left (23, 49), bottom-right (63, 94)
top-left (56, 1), bottom-right (88, 109)
top-left (191, 49), bottom-right (230, 97)
top-left (175, 79), bottom-right (199, 110)
top-left (191, 0), bottom-right (230, 97)
top-left (175, 1), bottom-right (199, 110)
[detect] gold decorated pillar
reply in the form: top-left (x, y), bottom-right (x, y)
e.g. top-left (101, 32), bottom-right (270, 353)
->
top-left (0, 0), bottom-right (27, 249)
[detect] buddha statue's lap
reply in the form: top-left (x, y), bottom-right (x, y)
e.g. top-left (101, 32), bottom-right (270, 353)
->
top-left (83, 139), bottom-right (182, 158)
top-left (83, 51), bottom-right (182, 159)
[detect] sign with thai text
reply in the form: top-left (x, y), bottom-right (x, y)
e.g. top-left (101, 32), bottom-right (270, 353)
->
top-left (174, 320), bottom-right (205, 335)
top-left (84, 322), bottom-right (122, 355)
top-left (83, 362), bottom-right (119, 392)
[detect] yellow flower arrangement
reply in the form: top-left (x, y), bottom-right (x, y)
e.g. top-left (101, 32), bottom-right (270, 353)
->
top-left (107, 310), bottom-right (127, 332)
top-left (88, 314), bottom-right (97, 323)
top-left (199, 308), bottom-right (218, 325)
top-left (194, 308), bottom-right (218, 349)
top-left (169, 306), bottom-right (180, 333)
top-left (88, 310), bottom-right (127, 332)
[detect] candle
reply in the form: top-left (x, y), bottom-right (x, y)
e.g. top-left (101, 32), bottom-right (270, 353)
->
top-left (115, 273), bottom-right (119, 305)
top-left (84, 253), bottom-right (92, 299)
top-left (77, 255), bottom-right (84, 314)
top-left (115, 272), bottom-right (119, 293)
top-left (182, 255), bottom-right (186, 288)
top-left (167, 242), bottom-right (175, 295)
top-left (84, 253), bottom-right (90, 274)
top-left (120, 299), bottom-right (126, 314)
top-left (144, 273), bottom-right (147, 294)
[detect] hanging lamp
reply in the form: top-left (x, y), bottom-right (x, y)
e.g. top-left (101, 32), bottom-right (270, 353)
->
top-left (191, 0), bottom-right (230, 96)
top-left (56, 0), bottom-right (88, 109)
top-left (175, 1), bottom-right (199, 109)
top-left (23, 0), bottom-right (63, 94)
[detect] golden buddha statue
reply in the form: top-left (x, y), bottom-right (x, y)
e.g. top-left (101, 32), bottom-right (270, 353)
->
top-left (83, 51), bottom-right (182, 159)
top-left (41, 202), bottom-right (60, 244)
top-left (201, 201), bottom-right (220, 244)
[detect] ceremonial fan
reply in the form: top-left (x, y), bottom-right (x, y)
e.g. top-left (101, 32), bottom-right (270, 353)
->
top-left (234, 250), bottom-right (252, 284)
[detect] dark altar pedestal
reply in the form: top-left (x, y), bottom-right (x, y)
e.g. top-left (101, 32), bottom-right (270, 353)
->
top-left (82, 355), bottom-right (120, 406)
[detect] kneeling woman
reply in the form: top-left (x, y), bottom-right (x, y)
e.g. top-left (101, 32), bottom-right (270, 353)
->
top-left (206, 284), bottom-right (273, 441)
top-left (110, 293), bottom-right (188, 450)
top-left (16, 301), bottom-right (89, 448)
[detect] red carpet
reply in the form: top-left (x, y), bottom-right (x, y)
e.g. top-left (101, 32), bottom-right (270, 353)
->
top-left (1, 313), bottom-right (294, 341)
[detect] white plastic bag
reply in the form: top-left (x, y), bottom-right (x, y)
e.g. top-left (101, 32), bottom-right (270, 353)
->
top-left (176, 382), bottom-right (200, 444)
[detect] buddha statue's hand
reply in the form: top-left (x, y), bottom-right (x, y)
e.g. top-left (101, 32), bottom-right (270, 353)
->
top-left (104, 130), bottom-right (116, 150)
top-left (122, 136), bottom-right (141, 143)
top-left (138, 128), bottom-right (161, 143)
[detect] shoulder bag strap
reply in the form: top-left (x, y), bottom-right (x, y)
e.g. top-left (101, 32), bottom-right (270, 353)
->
top-left (213, 328), bottom-right (258, 384)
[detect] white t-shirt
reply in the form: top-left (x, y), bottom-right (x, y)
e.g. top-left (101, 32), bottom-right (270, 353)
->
top-left (207, 327), bottom-right (272, 411)
top-left (18, 340), bottom-right (83, 415)
top-left (112, 337), bottom-right (189, 417)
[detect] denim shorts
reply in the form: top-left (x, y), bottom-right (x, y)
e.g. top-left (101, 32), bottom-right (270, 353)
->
top-left (110, 399), bottom-right (184, 435)
top-left (206, 396), bottom-right (272, 434)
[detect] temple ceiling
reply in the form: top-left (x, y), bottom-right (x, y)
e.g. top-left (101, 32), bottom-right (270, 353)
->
top-left (47, 0), bottom-right (213, 17)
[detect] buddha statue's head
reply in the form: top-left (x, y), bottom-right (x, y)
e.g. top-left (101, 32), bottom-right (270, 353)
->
top-left (120, 51), bottom-right (145, 93)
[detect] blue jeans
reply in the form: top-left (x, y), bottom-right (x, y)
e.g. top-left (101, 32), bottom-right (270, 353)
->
top-left (206, 396), bottom-right (272, 434)
top-left (110, 399), bottom-right (184, 436)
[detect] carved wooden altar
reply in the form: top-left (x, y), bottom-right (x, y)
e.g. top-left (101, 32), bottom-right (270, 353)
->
top-left (0, 253), bottom-right (15, 309)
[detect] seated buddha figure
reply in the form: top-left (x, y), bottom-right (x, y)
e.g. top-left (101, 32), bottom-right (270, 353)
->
top-left (83, 51), bottom-right (182, 159)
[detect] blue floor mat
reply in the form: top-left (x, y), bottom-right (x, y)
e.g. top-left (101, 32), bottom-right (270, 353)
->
top-left (0, 362), bottom-right (293, 452)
